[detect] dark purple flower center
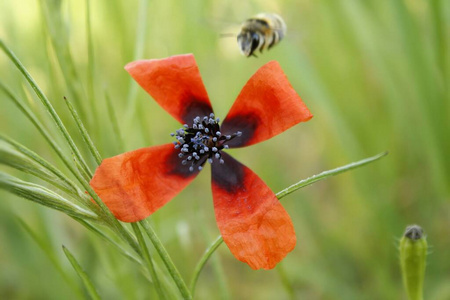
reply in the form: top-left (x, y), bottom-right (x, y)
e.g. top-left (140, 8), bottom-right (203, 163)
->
top-left (171, 113), bottom-right (242, 172)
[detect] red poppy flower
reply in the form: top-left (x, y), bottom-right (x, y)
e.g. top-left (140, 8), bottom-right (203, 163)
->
top-left (90, 54), bottom-right (312, 270)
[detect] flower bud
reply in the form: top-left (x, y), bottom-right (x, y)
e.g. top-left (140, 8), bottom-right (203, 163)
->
top-left (399, 225), bottom-right (427, 300)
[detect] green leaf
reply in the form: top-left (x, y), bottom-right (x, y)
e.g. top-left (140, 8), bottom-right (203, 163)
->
top-left (0, 172), bottom-right (99, 222)
top-left (64, 96), bottom-right (102, 166)
top-left (0, 135), bottom-right (77, 196)
top-left (0, 134), bottom-right (98, 212)
top-left (276, 151), bottom-right (389, 199)
top-left (0, 41), bottom-right (137, 252)
top-left (62, 245), bottom-right (101, 300)
top-left (0, 81), bottom-right (89, 185)
top-left (0, 39), bottom-right (93, 179)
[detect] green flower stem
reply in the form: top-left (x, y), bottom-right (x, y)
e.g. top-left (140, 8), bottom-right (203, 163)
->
top-left (75, 218), bottom-right (142, 266)
top-left (190, 151), bottom-right (388, 295)
top-left (131, 223), bottom-right (165, 299)
top-left (197, 214), bottom-right (230, 299)
top-left (276, 151), bottom-right (388, 199)
top-left (74, 154), bottom-right (93, 183)
top-left (83, 182), bottom-right (141, 256)
top-left (140, 220), bottom-right (192, 300)
top-left (62, 246), bottom-right (101, 300)
top-left (0, 39), bottom-right (93, 178)
top-left (189, 235), bottom-right (224, 297)
top-left (64, 97), bottom-right (102, 166)
top-left (276, 263), bottom-right (295, 300)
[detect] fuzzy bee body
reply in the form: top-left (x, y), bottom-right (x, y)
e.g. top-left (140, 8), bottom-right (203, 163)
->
top-left (237, 13), bottom-right (286, 57)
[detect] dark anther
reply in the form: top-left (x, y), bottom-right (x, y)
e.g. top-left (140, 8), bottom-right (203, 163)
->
top-left (171, 114), bottom-right (243, 171)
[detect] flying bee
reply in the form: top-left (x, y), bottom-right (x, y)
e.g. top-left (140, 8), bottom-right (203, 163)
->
top-left (237, 13), bottom-right (287, 57)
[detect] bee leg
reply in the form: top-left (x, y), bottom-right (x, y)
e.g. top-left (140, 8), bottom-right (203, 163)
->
top-left (268, 32), bottom-right (278, 50)
top-left (260, 40), bottom-right (266, 53)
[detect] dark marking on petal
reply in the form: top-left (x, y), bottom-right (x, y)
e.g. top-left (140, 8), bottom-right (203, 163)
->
top-left (221, 113), bottom-right (260, 148)
top-left (182, 98), bottom-right (214, 125)
top-left (166, 147), bottom-right (204, 178)
top-left (211, 152), bottom-right (245, 192)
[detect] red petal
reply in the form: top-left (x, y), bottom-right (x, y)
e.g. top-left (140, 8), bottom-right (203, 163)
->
top-left (125, 54), bottom-right (213, 124)
top-left (90, 144), bottom-right (201, 222)
top-left (221, 61), bottom-right (313, 147)
top-left (211, 152), bottom-right (296, 269)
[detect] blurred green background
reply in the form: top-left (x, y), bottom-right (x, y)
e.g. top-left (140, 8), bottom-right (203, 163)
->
top-left (0, 0), bottom-right (449, 299)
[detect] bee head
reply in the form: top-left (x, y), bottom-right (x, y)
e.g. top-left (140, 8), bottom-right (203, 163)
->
top-left (237, 31), bottom-right (261, 57)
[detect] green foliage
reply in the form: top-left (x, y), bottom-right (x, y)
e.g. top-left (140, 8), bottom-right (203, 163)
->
top-left (0, 172), bottom-right (98, 221)
top-left (0, 0), bottom-right (448, 299)
top-left (62, 245), bottom-right (101, 300)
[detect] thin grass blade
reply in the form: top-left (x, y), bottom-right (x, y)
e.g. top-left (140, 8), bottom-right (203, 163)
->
top-left (0, 172), bottom-right (99, 221)
top-left (140, 220), bottom-right (192, 300)
top-left (0, 73), bottom-right (131, 238)
top-left (16, 217), bottom-right (85, 299)
top-left (1, 73), bottom-right (140, 256)
top-left (276, 151), bottom-right (388, 199)
top-left (0, 39), bottom-right (93, 178)
top-left (276, 263), bottom-right (295, 300)
top-left (74, 218), bottom-right (142, 266)
top-left (38, 0), bottom-right (89, 123)
top-left (131, 223), bottom-right (165, 299)
top-left (189, 235), bottom-right (224, 297)
top-left (198, 216), bottom-right (230, 300)
top-left (62, 245), bottom-right (101, 300)
top-left (64, 96), bottom-right (102, 165)
top-left (124, 0), bottom-right (149, 124)
top-left (105, 92), bottom-right (125, 153)
top-left (0, 134), bottom-right (78, 196)
top-left (0, 81), bottom-right (90, 183)
top-left (85, 0), bottom-right (98, 132)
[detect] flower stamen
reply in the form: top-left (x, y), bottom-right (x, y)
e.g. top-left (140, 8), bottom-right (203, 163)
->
top-left (171, 114), bottom-right (242, 171)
